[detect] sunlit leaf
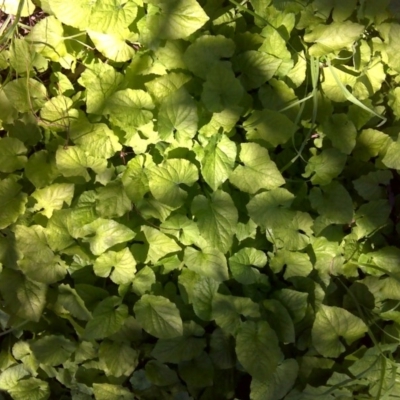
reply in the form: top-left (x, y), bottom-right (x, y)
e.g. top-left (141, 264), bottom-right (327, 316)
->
top-left (230, 143), bottom-right (284, 193)
top-left (0, 178), bottom-right (27, 229)
top-left (83, 296), bottom-right (129, 340)
top-left (145, 0), bottom-right (209, 40)
top-left (94, 248), bottom-right (137, 285)
top-left (192, 190), bottom-right (238, 253)
top-left (312, 304), bottom-right (368, 357)
top-left (134, 294), bottom-right (183, 339)
top-left (50, 0), bottom-right (138, 33)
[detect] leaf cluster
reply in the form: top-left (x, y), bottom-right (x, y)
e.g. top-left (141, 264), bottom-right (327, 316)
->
top-left (1, 0), bottom-right (400, 399)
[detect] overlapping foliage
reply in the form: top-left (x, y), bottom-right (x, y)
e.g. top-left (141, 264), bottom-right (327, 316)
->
top-left (1, 0), bottom-right (400, 399)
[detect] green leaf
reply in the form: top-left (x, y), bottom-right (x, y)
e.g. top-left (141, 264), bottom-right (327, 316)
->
top-left (122, 155), bottom-right (151, 203)
top-left (134, 294), bottom-right (183, 339)
top-left (228, 248), bottom-right (267, 285)
top-left (39, 96), bottom-right (75, 133)
top-left (30, 335), bottom-right (76, 366)
top-left (212, 294), bottom-right (260, 335)
top-left (3, 78), bottom-right (47, 113)
top-left (259, 25), bottom-right (291, 60)
top-left (199, 106), bottom-right (243, 137)
top-left (72, 123), bottom-right (122, 160)
top-left (103, 89), bottom-right (154, 131)
top-left (151, 334), bottom-right (206, 363)
top-left (88, 29), bottom-right (135, 62)
top-left (353, 61), bottom-right (386, 101)
top-left (50, 0), bottom-right (138, 33)
top-left (123, 121), bottom-right (160, 155)
top-left (93, 383), bottom-right (135, 400)
top-left (44, 210), bottom-right (73, 249)
top-left (80, 62), bottom-right (124, 114)
top-left (313, 0), bottom-right (358, 22)
top-left (388, 87), bottom-right (400, 120)
top-left (130, 370), bottom-right (152, 392)
top-left (201, 63), bottom-right (245, 113)
top-left (305, 21), bottom-right (365, 56)
top-left (147, 159), bottom-right (198, 208)
top-left (192, 190), bottom-right (238, 253)
top-left (233, 50), bottom-right (282, 90)
top-left (94, 248), bottom-right (137, 285)
top-left (142, 226), bottom-right (181, 263)
top-left (209, 328), bottom-right (236, 369)
top-left (8, 378), bottom-right (50, 400)
top-left (247, 188), bottom-right (294, 230)
top-left (354, 199), bottom-right (391, 239)
top-left (0, 137), bottom-right (27, 172)
top-left (96, 181), bottom-right (131, 219)
top-left (160, 214), bottom-right (200, 246)
top-left (0, 365), bottom-right (30, 391)
top-left (27, 16), bottom-right (67, 61)
top-left (25, 150), bottom-right (60, 188)
top-left (9, 38), bottom-right (47, 75)
top-left (0, 89), bottom-right (18, 125)
top-left (178, 352), bottom-right (214, 388)
top-left (1, 0), bottom-right (35, 16)
top-left (0, 269), bottom-right (47, 322)
top-left (382, 136), bottom-right (400, 170)
top-left (57, 284), bottom-right (92, 321)
top-left (303, 148), bottom-right (347, 185)
top-left (262, 299), bottom-right (295, 344)
top-left (267, 211), bottom-right (313, 251)
top-left (272, 288), bottom-right (308, 324)
top-left (99, 340), bottom-right (139, 378)
top-left (377, 22), bottom-right (400, 73)
top-left (15, 225), bottom-right (68, 284)
top-left (322, 114), bottom-right (357, 155)
top-left (287, 52), bottom-right (307, 87)
top-left (236, 219), bottom-right (258, 242)
top-left (321, 64), bottom-right (357, 103)
top-left (250, 359), bottom-right (299, 400)
top-left (312, 304), bottom-right (368, 357)
top-left (192, 277), bottom-right (220, 321)
top-left (11, 342), bottom-right (38, 375)
top-left (229, 143), bottom-right (285, 193)
top-left (184, 246), bottom-right (229, 282)
top-left (309, 182), bottom-right (353, 234)
top-left (81, 218), bottom-right (135, 256)
top-left (155, 40), bottom-right (187, 70)
top-left (146, 0), bottom-right (209, 40)
top-left (184, 35), bottom-right (236, 79)
top-left (32, 183), bottom-right (74, 218)
top-left (56, 146), bottom-right (107, 181)
top-left (145, 72), bottom-right (191, 104)
top-left (0, 178), bottom-right (27, 229)
top-left (353, 128), bottom-right (389, 161)
top-left (145, 360), bottom-right (180, 386)
top-left (131, 266), bottom-right (156, 295)
top-left (158, 88), bottom-right (198, 143)
top-left (364, 247), bottom-right (400, 274)
top-left (83, 296), bottom-right (129, 340)
top-left (258, 78), bottom-right (300, 122)
top-left (200, 134), bottom-right (237, 191)
top-left (269, 250), bottom-right (313, 279)
top-left (178, 269), bottom-right (201, 304)
top-left (236, 321), bottom-right (283, 381)
top-left (244, 109), bottom-right (297, 146)
top-left (353, 170), bottom-right (392, 201)
top-left (135, 197), bottom-right (175, 222)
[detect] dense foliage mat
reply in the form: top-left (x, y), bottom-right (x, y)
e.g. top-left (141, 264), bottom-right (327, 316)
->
top-left (1, 0), bottom-right (400, 399)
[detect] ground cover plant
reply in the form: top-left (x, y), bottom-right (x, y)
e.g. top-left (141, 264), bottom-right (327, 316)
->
top-left (1, 0), bottom-right (400, 398)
